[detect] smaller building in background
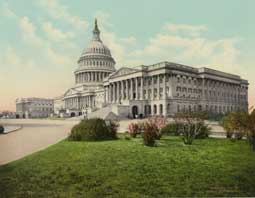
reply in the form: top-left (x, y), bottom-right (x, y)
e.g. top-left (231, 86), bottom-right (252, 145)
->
top-left (53, 95), bottom-right (68, 118)
top-left (16, 98), bottom-right (54, 118)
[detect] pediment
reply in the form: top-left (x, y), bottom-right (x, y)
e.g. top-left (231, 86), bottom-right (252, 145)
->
top-left (109, 67), bottom-right (139, 79)
top-left (64, 88), bottom-right (80, 97)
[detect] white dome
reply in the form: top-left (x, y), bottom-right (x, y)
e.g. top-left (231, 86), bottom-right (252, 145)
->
top-left (77, 19), bottom-right (115, 72)
top-left (82, 40), bottom-right (111, 56)
top-left (74, 19), bottom-right (116, 86)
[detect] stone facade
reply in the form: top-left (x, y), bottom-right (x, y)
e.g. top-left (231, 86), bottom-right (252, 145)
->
top-left (104, 63), bottom-right (248, 118)
top-left (16, 98), bottom-right (54, 118)
top-left (56, 19), bottom-right (249, 118)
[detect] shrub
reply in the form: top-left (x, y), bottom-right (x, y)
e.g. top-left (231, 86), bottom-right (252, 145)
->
top-left (143, 122), bottom-right (157, 146)
top-left (174, 112), bottom-right (207, 145)
top-left (221, 112), bottom-right (246, 140)
top-left (0, 125), bottom-right (4, 133)
top-left (180, 123), bottom-right (197, 145)
top-left (128, 123), bottom-right (141, 138)
top-left (234, 131), bottom-right (245, 140)
top-left (207, 112), bottom-right (225, 121)
top-left (68, 118), bottom-right (117, 141)
top-left (147, 116), bottom-right (166, 140)
top-left (161, 123), bottom-right (181, 136)
top-left (195, 123), bottom-right (211, 139)
top-left (124, 132), bottom-right (131, 140)
top-left (107, 120), bottom-right (118, 139)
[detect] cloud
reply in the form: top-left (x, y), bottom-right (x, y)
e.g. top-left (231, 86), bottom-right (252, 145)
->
top-left (164, 23), bottom-right (207, 37)
top-left (19, 16), bottom-right (43, 46)
top-left (129, 23), bottom-right (241, 72)
top-left (38, 0), bottom-right (88, 29)
top-left (1, 1), bottom-right (16, 18)
top-left (18, 16), bottom-right (73, 67)
top-left (120, 36), bottom-right (137, 45)
top-left (42, 21), bottom-right (74, 42)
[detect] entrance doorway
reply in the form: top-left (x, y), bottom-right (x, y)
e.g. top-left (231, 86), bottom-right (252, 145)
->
top-left (132, 106), bottom-right (138, 119)
top-left (70, 112), bottom-right (76, 117)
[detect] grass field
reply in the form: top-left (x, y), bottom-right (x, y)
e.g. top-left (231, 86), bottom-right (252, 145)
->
top-left (0, 135), bottom-right (255, 197)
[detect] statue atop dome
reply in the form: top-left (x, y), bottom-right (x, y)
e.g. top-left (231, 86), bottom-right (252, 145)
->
top-left (93, 18), bottom-right (101, 41)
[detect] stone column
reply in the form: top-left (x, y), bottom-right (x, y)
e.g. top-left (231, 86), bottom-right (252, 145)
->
top-left (126, 80), bottom-right (129, 100)
top-left (121, 81), bottom-right (124, 101)
top-left (135, 77), bottom-right (138, 100)
top-left (152, 77), bottom-right (154, 100)
top-left (111, 84), bottom-right (113, 103)
top-left (108, 85), bottom-right (111, 103)
top-left (116, 82), bottom-right (120, 103)
top-left (140, 77), bottom-right (144, 100)
top-left (112, 83), bottom-right (116, 103)
top-left (157, 75), bottom-right (160, 99)
top-left (169, 75), bottom-right (173, 98)
top-left (130, 78), bottom-right (133, 100)
top-left (163, 74), bottom-right (166, 99)
top-left (109, 85), bottom-right (111, 103)
top-left (202, 78), bottom-right (205, 99)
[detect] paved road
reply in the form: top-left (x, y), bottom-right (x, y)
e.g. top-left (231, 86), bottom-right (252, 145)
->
top-left (0, 119), bottom-right (78, 165)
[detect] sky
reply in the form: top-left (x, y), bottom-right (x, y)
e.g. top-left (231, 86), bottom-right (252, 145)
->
top-left (0, 0), bottom-right (254, 111)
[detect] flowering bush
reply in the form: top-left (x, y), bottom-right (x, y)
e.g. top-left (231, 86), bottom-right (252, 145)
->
top-left (142, 116), bottom-right (167, 146)
top-left (143, 122), bottom-right (157, 146)
top-left (147, 116), bottom-right (166, 139)
top-left (128, 123), bottom-right (140, 138)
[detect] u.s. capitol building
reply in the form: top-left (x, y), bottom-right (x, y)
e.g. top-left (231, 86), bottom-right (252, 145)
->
top-left (54, 19), bottom-right (248, 118)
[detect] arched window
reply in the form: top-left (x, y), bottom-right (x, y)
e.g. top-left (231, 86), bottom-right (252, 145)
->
top-left (167, 104), bottom-right (171, 113)
top-left (159, 104), bottom-right (163, 115)
top-left (153, 105), bottom-right (157, 115)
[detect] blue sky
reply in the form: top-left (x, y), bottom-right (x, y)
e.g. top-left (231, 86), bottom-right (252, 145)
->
top-left (0, 0), bottom-right (254, 110)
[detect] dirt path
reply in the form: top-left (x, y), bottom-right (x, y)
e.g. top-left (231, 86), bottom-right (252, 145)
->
top-left (0, 119), bottom-right (78, 165)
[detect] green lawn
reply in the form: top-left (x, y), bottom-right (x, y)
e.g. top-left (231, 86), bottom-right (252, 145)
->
top-left (0, 136), bottom-right (255, 197)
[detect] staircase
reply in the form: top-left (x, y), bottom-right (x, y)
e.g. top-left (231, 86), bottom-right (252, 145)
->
top-left (87, 106), bottom-right (113, 119)
top-left (68, 104), bottom-right (127, 121)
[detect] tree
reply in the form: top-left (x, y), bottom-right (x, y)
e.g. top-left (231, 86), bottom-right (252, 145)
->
top-left (221, 112), bottom-right (246, 139)
top-left (142, 116), bottom-right (166, 146)
top-left (174, 112), bottom-right (206, 145)
top-left (222, 109), bottom-right (255, 151)
top-left (243, 109), bottom-right (255, 151)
